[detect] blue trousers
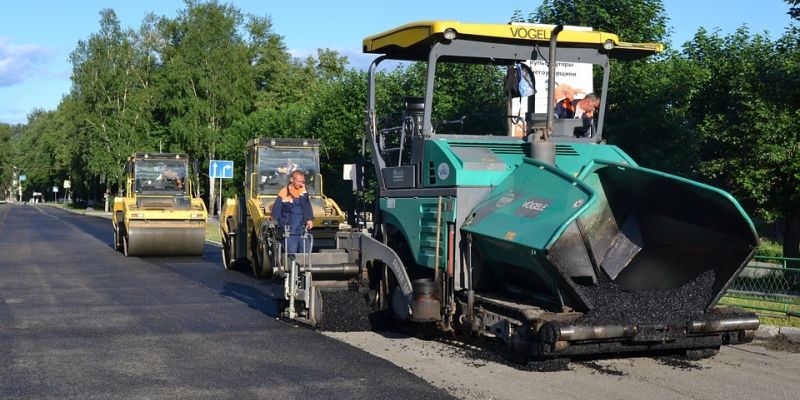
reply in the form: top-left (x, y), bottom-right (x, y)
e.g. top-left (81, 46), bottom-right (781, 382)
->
top-left (285, 234), bottom-right (311, 254)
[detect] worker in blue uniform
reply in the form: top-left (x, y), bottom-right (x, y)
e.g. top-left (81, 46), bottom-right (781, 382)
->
top-left (271, 169), bottom-right (314, 254)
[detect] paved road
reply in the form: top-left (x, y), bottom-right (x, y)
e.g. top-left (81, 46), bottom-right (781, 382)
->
top-left (0, 204), bottom-right (453, 400)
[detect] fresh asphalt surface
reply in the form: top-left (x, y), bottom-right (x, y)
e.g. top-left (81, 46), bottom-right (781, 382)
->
top-left (0, 204), bottom-right (453, 400)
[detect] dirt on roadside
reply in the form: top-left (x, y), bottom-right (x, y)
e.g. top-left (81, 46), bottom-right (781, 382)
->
top-left (753, 336), bottom-right (800, 353)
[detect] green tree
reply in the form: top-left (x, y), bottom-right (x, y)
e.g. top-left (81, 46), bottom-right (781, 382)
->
top-left (533, 0), bottom-right (669, 44)
top-left (788, 0), bottom-right (800, 20)
top-left (158, 1), bottom-right (254, 136)
top-left (510, 9), bottom-right (526, 23)
top-left (221, 49), bottom-right (359, 205)
top-left (14, 110), bottom-right (65, 198)
top-left (70, 9), bottom-right (160, 198)
top-left (157, 0), bottom-right (257, 214)
top-left (246, 14), bottom-right (299, 109)
top-left (686, 28), bottom-right (800, 260)
top-left (532, 0), bottom-right (688, 173)
top-left (0, 123), bottom-right (12, 195)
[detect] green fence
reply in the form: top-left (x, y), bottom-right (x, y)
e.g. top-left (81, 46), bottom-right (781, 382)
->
top-left (720, 256), bottom-right (800, 326)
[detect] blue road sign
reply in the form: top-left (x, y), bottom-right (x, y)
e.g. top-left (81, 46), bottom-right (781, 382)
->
top-left (209, 160), bottom-right (234, 179)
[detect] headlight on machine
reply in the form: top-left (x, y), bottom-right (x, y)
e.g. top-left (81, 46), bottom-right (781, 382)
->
top-left (130, 213), bottom-right (145, 218)
top-left (190, 213), bottom-right (205, 219)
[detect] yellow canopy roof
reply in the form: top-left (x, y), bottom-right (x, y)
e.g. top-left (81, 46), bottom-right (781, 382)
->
top-left (363, 21), bottom-right (663, 60)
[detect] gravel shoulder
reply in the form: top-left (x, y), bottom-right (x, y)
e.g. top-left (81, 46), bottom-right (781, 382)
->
top-left (324, 331), bottom-right (800, 400)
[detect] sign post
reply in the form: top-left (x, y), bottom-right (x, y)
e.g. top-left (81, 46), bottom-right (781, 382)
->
top-left (209, 160), bottom-right (234, 217)
top-left (63, 180), bottom-right (71, 203)
top-left (52, 186), bottom-right (59, 203)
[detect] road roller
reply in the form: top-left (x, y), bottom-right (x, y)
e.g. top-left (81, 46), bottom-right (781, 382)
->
top-left (220, 138), bottom-right (362, 327)
top-left (252, 21), bottom-right (761, 358)
top-left (220, 138), bottom-right (347, 278)
top-left (112, 153), bottom-right (207, 256)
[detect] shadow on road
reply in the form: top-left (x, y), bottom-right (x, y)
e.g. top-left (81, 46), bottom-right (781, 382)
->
top-left (47, 207), bottom-right (116, 251)
top-left (44, 206), bottom-right (286, 319)
top-left (150, 244), bottom-right (285, 319)
top-left (220, 281), bottom-right (281, 317)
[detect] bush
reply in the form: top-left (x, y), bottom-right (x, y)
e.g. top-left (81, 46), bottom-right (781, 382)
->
top-left (755, 238), bottom-right (783, 259)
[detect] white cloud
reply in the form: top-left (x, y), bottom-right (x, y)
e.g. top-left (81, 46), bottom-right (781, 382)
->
top-left (0, 37), bottom-right (53, 87)
top-left (289, 47), bottom-right (405, 72)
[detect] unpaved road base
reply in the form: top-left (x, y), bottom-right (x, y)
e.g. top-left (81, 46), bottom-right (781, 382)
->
top-left (325, 331), bottom-right (799, 400)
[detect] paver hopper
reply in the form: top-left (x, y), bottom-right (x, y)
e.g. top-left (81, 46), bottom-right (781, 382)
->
top-left (462, 159), bottom-right (759, 356)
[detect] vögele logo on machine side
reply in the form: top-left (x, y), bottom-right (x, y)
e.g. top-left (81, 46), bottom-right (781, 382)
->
top-left (515, 196), bottom-right (551, 218)
top-left (522, 200), bottom-right (547, 211)
top-left (509, 27), bottom-right (550, 40)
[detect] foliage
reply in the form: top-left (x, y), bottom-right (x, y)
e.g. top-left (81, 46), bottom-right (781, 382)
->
top-left (69, 9), bottom-right (159, 193)
top-left (532, 0), bottom-right (684, 172)
top-left (687, 29), bottom-right (798, 220)
top-left (0, 124), bottom-right (12, 193)
top-left (789, 0), bottom-right (800, 20)
top-left (686, 27), bottom-right (800, 258)
top-left (756, 238), bottom-right (784, 258)
top-left (533, 0), bottom-right (670, 44)
top-left (157, 0), bottom-right (255, 159)
top-left (13, 110), bottom-right (66, 195)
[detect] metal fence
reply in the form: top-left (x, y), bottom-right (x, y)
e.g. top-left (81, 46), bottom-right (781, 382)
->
top-left (721, 256), bottom-right (800, 320)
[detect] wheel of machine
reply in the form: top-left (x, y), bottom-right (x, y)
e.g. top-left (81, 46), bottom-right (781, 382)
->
top-left (112, 226), bottom-right (121, 251)
top-left (250, 230), bottom-right (272, 279)
top-left (258, 242), bottom-right (274, 279)
top-left (222, 218), bottom-right (239, 270)
top-left (271, 271), bottom-right (289, 318)
top-left (122, 235), bottom-right (130, 257)
top-left (221, 234), bottom-right (237, 270)
top-left (369, 263), bottom-right (400, 331)
top-left (274, 298), bottom-right (289, 318)
top-left (113, 212), bottom-right (125, 253)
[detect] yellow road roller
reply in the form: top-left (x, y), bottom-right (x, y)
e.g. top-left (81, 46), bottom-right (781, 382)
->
top-left (219, 138), bottom-right (347, 278)
top-left (112, 153), bottom-right (207, 256)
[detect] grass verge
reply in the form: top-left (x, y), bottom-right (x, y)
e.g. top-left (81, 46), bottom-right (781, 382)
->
top-left (205, 218), bottom-right (221, 243)
top-left (719, 296), bottom-right (800, 327)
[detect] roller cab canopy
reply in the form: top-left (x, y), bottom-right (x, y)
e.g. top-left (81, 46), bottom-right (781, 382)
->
top-left (363, 21), bottom-right (663, 62)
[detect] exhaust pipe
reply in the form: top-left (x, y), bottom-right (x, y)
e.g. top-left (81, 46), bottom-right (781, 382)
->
top-left (531, 24), bottom-right (563, 165)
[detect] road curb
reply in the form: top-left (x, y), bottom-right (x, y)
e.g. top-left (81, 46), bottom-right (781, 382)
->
top-left (44, 203), bottom-right (112, 219)
top-left (757, 325), bottom-right (800, 343)
top-left (756, 325), bottom-right (780, 339)
top-left (779, 327), bottom-right (800, 343)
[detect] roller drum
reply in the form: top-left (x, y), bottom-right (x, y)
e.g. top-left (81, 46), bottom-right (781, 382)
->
top-left (126, 220), bottom-right (205, 256)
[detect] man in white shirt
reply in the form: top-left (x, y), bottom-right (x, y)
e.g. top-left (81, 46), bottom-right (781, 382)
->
top-left (573, 93), bottom-right (600, 119)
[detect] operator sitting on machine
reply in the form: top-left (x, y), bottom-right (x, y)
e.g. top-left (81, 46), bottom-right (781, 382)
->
top-left (270, 169), bottom-right (314, 254)
top-left (159, 167), bottom-right (184, 191)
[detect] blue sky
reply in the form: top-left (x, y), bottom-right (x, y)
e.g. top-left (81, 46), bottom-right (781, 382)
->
top-left (0, 0), bottom-right (796, 124)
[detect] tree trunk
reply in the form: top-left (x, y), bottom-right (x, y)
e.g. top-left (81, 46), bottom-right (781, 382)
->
top-left (208, 151), bottom-right (217, 216)
top-left (209, 176), bottom-right (216, 216)
top-left (782, 212), bottom-right (800, 287)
